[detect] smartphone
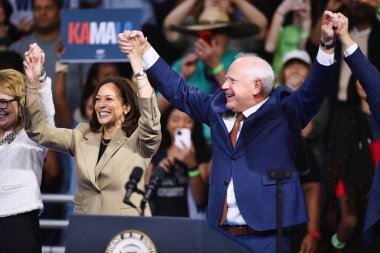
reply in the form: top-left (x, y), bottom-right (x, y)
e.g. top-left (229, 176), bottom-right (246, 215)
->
top-left (174, 128), bottom-right (192, 149)
top-left (197, 31), bottom-right (213, 46)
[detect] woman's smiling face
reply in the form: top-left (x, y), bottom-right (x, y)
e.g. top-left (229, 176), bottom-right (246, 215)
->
top-left (94, 82), bottom-right (128, 128)
top-left (0, 92), bottom-right (19, 133)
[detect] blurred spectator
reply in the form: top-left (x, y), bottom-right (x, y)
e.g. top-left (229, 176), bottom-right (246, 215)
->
top-left (280, 50), bottom-right (324, 253)
top-left (8, 0), bottom-right (79, 35)
top-left (327, 80), bottom-right (376, 251)
top-left (102, 0), bottom-right (155, 25)
top-left (265, 0), bottom-right (312, 84)
top-left (0, 0), bottom-right (22, 51)
top-left (8, 0), bottom-right (34, 34)
top-left (308, 1), bottom-right (380, 250)
top-left (9, 0), bottom-right (88, 111)
top-left (163, 0), bottom-right (268, 54)
top-left (147, 106), bottom-right (211, 218)
top-left (160, 6), bottom-right (258, 142)
top-left (0, 50), bottom-right (23, 71)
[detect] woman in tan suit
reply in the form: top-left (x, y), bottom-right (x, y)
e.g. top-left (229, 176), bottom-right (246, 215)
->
top-left (23, 50), bottom-right (161, 216)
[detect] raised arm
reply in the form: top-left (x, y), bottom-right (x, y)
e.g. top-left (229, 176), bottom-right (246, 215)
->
top-left (286, 11), bottom-right (336, 127)
top-left (23, 43), bottom-right (55, 126)
top-left (310, 0), bottom-right (343, 46)
top-left (118, 30), bottom-right (211, 125)
top-left (23, 44), bottom-right (75, 154)
top-left (337, 10), bottom-right (380, 126)
top-left (163, 0), bottom-right (197, 44)
top-left (126, 37), bottom-right (154, 98)
top-left (230, 0), bottom-right (268, 40)
top-left (118, 33), bottom-right (161, 158)
top-left (265, 0), bottom-right (311, 53)
top-left (265, 0), bottom-right (298, 53)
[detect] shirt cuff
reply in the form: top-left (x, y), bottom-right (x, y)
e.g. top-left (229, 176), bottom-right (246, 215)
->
top-left (39, 77), bottom-right (52, 93)
top-left (142, 47), bottom-right (160, 70)
top-left (344, 43), bottom-right (358, 58)
top-left (316, 48), bottom-right (335, 66)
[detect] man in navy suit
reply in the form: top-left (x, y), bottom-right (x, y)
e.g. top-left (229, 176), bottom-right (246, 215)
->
top-left (118, 11), bottom-right (341, 252)
top-left (333, 9), bottom-right (380, 245)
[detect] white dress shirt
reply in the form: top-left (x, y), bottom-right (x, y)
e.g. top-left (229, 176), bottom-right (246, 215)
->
top-left (0, 78), bottom-right (55, 217)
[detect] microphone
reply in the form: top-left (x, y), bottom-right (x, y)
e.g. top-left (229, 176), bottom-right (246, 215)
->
top-left (142, 166), bottom-right (165, 203)
top-left (123, 167), bottom-right (144, 205)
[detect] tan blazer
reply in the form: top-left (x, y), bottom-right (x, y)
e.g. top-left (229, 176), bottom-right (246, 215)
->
top-left (24, 95), bottom-right (161, 216)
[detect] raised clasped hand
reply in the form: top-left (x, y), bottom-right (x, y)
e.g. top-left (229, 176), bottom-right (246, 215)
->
top-left (321, 10), bottom-right (336, 42)
top-left (331, 12), bottom-right (349, 40)
top-left (23, 43), bottom-right (45, 84)
top-left (118, 30), bottom-right (147, 58)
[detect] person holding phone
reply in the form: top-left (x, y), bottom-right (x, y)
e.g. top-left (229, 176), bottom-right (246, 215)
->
top-left (146, 106), bottom-right (211, 218)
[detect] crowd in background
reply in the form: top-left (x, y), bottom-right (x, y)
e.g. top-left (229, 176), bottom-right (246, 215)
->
top-left (1, 0), bottom-right (380, 252)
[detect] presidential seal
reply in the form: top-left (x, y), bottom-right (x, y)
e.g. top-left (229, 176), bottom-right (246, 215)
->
top-left (105, 229), bottom-right (157, 253)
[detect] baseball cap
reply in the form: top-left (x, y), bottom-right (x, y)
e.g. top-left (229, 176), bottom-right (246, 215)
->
top-left (282, 50), bottom-right (312, 65)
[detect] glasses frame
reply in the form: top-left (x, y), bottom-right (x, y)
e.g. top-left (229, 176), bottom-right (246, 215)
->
top-left (0, 98), bottom-right (18, 110)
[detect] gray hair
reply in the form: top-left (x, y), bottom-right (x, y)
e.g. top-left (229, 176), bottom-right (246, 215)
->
top-left (235, 53), bottom-right (274, 94)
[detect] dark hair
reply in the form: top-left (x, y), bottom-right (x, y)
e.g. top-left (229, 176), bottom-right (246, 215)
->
top-left (279, 59), bottom-right (311, 85)
top-left (0, 0), bottom-right (13, 25)
top-left (32, 0), bottom-right (62, 9)
top-left (160, 105), bottom-right (207, 154)
top-left (0, 51), bottom-right (24, 73)
top-left (79, 82), bottom-right (96, 119)
top-left (89, 77), bottom-right (140, 137)
top-left (83, 62), bottom-right (120, 88)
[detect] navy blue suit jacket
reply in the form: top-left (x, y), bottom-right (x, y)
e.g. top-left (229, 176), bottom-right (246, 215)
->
top-left (344, 48), bottom-right (380, 243)
top-left (147, 55), bottom-right (334, 231)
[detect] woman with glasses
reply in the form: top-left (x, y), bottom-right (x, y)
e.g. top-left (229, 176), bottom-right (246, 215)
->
top-left (0, 44), bottom-right (54, 253)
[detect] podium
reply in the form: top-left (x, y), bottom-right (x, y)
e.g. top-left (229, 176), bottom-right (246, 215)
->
top-left (65, 215), bottom-right (251, 253)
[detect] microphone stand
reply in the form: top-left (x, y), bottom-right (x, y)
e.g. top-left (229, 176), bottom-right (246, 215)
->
top-left (268, 170), bottom-right (292, 253)
top-left (124, 189), bottom-right (144, 216)
top-left (140, 199), bottom-right (148, 217)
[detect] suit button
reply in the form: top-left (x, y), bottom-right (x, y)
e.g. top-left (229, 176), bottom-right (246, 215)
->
top-left (231, 157), bottom-right (236, 161)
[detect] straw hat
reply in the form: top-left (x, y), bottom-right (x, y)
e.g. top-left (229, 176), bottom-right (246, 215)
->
top-left (170, 6), bottom-right (259, 38)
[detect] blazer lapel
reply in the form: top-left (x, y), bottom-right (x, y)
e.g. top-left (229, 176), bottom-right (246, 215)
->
top-left (94, 128), bottom-right (127, 180)
top-left (80, 130), bottom-right (102, 190)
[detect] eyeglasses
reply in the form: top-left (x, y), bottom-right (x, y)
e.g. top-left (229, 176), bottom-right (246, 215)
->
top-left (0, 98), bottom-right (18, 110)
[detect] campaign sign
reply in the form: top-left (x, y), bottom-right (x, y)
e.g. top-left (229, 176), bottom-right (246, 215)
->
top-left (60, 8), bottom-right (142, 63)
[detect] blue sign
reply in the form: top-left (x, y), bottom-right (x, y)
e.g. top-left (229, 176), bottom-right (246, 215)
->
top-left (60, 9), bottom-right (142, 63)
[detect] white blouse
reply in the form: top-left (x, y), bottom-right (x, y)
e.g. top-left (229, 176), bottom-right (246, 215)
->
top-left (0, 78), bottom-right (55, 217)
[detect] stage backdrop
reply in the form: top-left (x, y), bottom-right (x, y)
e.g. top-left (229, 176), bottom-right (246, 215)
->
top-left (60, 8), bottom-right (142, 63)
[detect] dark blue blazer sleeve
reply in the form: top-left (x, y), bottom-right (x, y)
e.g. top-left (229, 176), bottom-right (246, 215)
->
top-left (147, 57), bottom-right (212, 125)
top-left (282, 58), bottom-right (335, 128)
top-left (345, 47), bottom-right (380, 244)
top-left (344, 47), bottom-right (380, 127)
